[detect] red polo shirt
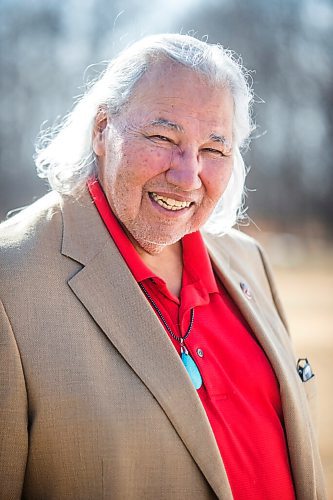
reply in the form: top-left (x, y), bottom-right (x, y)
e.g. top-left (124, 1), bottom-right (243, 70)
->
top-left (88, 179), bottom-right (295, 500)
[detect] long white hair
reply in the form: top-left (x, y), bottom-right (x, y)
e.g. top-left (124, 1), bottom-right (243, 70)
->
top-left (35, 33), bottom-right (255, 234)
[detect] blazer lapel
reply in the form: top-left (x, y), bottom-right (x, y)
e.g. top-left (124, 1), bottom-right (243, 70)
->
top-left (61, 192), bottom-right (233, 500)
top-left (203, 232), bottom-right (318, 500)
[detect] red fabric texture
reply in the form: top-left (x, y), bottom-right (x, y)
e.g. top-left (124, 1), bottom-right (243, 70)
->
top-left (88, 178), bottom-right (295, 500)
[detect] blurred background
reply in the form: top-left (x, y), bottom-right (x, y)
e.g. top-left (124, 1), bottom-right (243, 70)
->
top-left (1, 0), bottom-right (332, 494)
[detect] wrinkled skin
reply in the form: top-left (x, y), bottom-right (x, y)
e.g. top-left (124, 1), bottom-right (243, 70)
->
top-left (93, 61), bottom-right (234, 257)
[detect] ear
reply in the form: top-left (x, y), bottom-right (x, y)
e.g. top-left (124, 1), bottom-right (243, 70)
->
top-left (92, 107), bottom-right (108, 157)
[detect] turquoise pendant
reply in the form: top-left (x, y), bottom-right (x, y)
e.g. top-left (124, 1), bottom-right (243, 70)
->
top-left (181, 348), bottom-right (202, 390)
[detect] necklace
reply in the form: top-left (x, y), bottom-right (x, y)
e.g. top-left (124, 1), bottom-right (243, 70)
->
top-left (139, 283), bottom-right (203, 390)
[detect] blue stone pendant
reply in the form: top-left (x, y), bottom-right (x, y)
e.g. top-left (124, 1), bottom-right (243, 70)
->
top-left (181, 346), bottom-right (202, 390)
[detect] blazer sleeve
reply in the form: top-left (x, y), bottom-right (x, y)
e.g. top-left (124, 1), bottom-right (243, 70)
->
top-left (0, 299), bottom-right (28, 500)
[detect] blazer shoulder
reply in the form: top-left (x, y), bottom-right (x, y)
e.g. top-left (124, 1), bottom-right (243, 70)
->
top-left (0, 191), bottom-right (62, 243)
top-left (203, 227), bottom-right (261, 262)
top-left (203, 228), bottom-right (290, 333)
top-left (0, 191), bottom-right (64, 272)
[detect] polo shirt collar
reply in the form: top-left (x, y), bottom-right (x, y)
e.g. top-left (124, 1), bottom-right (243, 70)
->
top-left (88, 178), bottom-right (154, 283)
top-left (88, 178), bottom-right (219, 309)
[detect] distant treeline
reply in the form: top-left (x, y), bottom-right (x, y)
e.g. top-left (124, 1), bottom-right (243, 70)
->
top-left (1, 0), bottom-right (332, 233)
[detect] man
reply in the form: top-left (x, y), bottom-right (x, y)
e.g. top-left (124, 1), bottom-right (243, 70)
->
top-left (0, 34), bottom-right (326, 499)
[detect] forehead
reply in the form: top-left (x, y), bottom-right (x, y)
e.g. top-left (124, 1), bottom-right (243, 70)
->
top-left (121, 61), bottom-right (234, 135)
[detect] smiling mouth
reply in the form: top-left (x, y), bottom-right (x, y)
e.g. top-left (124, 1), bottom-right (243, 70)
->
top-left (149, 192), bottom-right (193, 211)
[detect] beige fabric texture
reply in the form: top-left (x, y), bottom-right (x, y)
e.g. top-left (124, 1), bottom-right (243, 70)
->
top-left (0, 189), bottom-right (326, 499)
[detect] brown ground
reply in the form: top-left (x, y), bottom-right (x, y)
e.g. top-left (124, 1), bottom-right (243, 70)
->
top-left (253, 231), bottom-right (333, 497)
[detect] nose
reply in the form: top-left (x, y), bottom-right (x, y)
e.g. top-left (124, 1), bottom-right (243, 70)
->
top-left (165, 148), bottom-right (202, 191)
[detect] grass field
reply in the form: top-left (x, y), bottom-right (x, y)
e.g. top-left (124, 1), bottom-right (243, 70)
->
top-left (254, 231), bottom-right (333, 497)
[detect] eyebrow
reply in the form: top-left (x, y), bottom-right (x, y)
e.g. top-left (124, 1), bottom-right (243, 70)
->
top-left (147, 118), bottom-right (232, 148)
top-left (148, 118), bottom-right (184, 133)
top-left (209, 133), bottom-right (231, 147)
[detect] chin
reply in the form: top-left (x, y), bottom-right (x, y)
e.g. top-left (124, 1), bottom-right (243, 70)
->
top-left (128, 218), bottom-right (200, 255)
top-left (138, 241), bottom-right (167, 255)
top-left (133, 230), bottom-right (184, 255)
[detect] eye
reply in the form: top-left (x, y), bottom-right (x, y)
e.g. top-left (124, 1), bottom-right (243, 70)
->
top-left (148, 134), bottom-right (173, 143)
top-left (201, 147), bottom-right (226, 157)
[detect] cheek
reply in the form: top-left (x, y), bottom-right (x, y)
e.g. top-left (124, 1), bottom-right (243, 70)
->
top-left (121, 146), bottom-right (172, 185)
top-left (107, 146), bottom-right (172, 209)
top-left (203, 162), bottom-right (233, 201)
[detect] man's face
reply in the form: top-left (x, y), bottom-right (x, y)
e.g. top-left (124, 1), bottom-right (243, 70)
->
top-left (94, 62), bottom-right (234, 254)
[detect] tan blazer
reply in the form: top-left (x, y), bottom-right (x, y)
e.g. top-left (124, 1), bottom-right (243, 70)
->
top-left (0, 190), bottom-right (326, 499)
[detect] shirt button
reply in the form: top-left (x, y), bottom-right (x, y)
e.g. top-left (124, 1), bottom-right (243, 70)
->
top-left (197, 348), bottom-right (204, 358)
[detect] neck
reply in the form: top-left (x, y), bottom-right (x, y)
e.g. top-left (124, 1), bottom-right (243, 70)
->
top-left (135, 240), bottom-right (183, 298)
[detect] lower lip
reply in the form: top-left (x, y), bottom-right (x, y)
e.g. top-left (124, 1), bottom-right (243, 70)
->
top-left (148, 193), bottom-right (192, 217)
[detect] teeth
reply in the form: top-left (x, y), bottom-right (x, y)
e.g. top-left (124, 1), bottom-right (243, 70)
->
top-left (150, 193), bottom-right (191, 211)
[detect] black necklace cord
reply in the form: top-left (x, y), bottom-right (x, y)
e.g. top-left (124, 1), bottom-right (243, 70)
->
top-left (138, 282), bottom-right (194, 343)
